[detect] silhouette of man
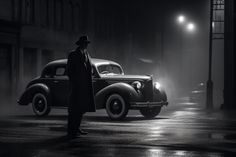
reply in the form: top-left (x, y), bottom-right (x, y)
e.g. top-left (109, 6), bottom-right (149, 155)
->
top-left (66, 35), bottom-right (96, 139)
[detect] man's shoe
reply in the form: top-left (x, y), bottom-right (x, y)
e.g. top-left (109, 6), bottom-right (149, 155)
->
top-left (78, 129), bottom-right (88, 135)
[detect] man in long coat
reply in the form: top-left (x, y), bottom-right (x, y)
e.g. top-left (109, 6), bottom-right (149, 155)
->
top-left (66, 35), bottom-right (96, 139)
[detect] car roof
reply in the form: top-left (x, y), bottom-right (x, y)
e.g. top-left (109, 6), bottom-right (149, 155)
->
top-left (45, 58), bottom-right (121, 67)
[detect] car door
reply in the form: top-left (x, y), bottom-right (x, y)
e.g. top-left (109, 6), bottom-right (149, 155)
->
top-left (92, 66), bottom-right (109, 94)
top-left (51, 66), bottom-right (69, 107)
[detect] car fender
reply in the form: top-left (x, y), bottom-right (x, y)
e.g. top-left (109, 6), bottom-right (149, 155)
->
top-left (18, 83), bottom-right (51, 106)
top-left (94, 82), bottom-right (142, 109)
top-left (153, 87), bottom-right (168, 103)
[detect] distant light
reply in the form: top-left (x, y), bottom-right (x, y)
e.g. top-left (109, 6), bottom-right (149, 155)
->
top-left (139, 58), bottom-right (154, 64)
top-left (177, 15), bottom-right (186, 24)
top-left (186, 23), bottom-right (195, 32)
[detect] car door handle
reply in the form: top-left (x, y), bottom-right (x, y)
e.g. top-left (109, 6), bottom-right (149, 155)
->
top-left (53, 80), bottom-right (59, 83)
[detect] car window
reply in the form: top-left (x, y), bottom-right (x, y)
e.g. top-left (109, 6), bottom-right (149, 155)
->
top-left (97, 64), bottom-right (123, 75)
top-left (55, 67), bottom-right (66, 76)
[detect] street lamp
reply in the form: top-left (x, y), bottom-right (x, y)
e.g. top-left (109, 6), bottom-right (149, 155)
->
top-left (177, 15), bottom-right (196, 33)
top-left (177, 15), bottom-right (186, 24)
top-left (176, 14), bottom-right (196, 96)
top-left (186, 23), bottom-right (195, 32)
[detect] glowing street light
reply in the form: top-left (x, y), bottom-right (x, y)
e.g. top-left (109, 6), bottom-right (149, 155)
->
top-left (186, 23), bottom-right (195, 32)
top-left (177, 15), bottom-right (196, 33)
top-left (176, 14), bottom-right (196, 95)
top-left (177, 15), bottom-right (186, 24)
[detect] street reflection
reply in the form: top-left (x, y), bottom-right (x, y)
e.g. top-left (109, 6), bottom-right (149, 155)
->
top-left (174, 150), bottom-right (187, 156)
top-left (148, 148), bottom-right (165, 157)
top-left (172, 110), bottom-right (198, 118)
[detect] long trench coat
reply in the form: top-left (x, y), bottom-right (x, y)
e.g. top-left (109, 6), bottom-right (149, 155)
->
top-left (67, 47), bottom-right (96, 114)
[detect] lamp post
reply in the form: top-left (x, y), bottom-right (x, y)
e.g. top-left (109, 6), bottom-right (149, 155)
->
top-left (176, 15), bottom-right (196, 94)
top-left (206, 0), bottom-right (213, 109)
top-left (177, 15), bottom-right (186, 94)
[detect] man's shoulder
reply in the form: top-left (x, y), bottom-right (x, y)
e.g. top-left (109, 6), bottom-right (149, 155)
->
top-left (68, 49), bottom-right (82, 58)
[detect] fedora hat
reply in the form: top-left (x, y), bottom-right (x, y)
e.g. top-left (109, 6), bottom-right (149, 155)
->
top-left (76, 35), bottom-right (90, 45)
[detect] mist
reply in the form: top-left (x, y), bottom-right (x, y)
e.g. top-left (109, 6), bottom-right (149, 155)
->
top-left (0, 0), bottom-right (224, 115)
top-left (87, 0), bottom-right (223, 107)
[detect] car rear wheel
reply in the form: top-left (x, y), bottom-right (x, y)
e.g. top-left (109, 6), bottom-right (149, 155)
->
top-left (32, 93), bottom-right (51, 117)
top-left (139, 107), bottom-right (161, 119)
top-left (105, 94), bottom-right (129, 120)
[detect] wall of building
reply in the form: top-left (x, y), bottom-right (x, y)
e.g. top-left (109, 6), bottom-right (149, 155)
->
top-left (223, 0), bottom-right (235, 109)
top-left (0, 0), bottom-right (88, 104)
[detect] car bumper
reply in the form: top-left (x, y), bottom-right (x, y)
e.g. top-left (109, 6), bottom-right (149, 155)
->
top-left (130, 101), bottom-right (168, 108)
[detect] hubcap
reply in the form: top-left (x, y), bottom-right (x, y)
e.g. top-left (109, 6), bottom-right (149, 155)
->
top-left (106, 94), bottom-right (127, 119)
top-left (35, 97), bottom-right (46, 112)
top-left (110, 99), bottom-right (122, 115)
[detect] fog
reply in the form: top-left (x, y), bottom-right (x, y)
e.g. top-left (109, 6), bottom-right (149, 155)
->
top-left (88, 0), bottom-right (224, 107)
top-left (0, 0), bottom-right (224, 115)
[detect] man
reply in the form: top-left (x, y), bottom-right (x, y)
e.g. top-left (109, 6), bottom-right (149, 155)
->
top-left (66, 35), bottom-right (96, 139)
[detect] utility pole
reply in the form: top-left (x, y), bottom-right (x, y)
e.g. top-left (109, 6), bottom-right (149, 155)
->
top-left (206, 0), bottom-right (214, 109)
top-left (206, 0), bottom-right (224, 109)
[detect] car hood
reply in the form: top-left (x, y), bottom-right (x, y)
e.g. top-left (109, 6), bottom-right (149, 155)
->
top-left (100, 74), bottom-right (152, 81)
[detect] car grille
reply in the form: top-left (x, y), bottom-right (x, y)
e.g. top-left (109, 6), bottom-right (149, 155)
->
top-left (142, 79), bottom-right (153, 101)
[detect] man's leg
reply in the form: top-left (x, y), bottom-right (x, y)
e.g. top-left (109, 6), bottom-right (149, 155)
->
top-left (67, 111), bottom-right (78, 137)
top-left (77, 113), bottom-right (88, 135)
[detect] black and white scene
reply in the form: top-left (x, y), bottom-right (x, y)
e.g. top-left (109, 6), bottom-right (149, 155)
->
top-left (0, 0), bottom-right (235, 156)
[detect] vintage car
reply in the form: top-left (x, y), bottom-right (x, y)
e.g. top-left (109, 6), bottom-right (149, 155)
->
top-left (18, 58), bottom-right (168, 120)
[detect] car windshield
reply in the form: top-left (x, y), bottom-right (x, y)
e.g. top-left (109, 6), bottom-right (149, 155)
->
top-left (97, 64), bottom-right (123, 75)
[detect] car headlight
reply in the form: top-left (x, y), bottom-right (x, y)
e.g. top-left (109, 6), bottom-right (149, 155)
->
top-left (132, 81), bottom-right (142, 90)
top-left (154, 82), bottom-right (161, 90)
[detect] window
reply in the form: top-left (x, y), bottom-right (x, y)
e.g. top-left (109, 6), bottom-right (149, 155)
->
top-left (55, 67), bottom-right (66, 76)
top-left (25, 0), bottom-right (35, 24)
top-left (41, 0), bottom-right (49, 26)
top-left (54, 0), bottom-right (63, 29)
top-left (212, 0), bottom-right (224, 39)
top-left (97, 64), bottom-right (123, 75)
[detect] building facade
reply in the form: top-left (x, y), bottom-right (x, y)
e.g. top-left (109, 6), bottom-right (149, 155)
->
top-left (224, 0), bottom-right (235, 109)
top-left (0, 0), bottom-right (88, 103)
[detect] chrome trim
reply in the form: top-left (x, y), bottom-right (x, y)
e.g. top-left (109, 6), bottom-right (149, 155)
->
top-left (130, 101), bottom-right (168, 108)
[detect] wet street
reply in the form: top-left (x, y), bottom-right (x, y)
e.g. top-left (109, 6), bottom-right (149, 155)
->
top-left (0, 102), bottom-right (236, 157)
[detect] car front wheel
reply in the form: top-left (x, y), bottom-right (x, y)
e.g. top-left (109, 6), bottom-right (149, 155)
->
top-left (32, 93), bottom-right (51, 117)
top-left (139, 107), bottom-right (161, 119)
top-left (105, 93), bottom-right (129, 120)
